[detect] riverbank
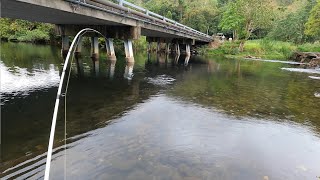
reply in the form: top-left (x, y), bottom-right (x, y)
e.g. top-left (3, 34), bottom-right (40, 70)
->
top-left (204, 40), bottom-right (320, 61)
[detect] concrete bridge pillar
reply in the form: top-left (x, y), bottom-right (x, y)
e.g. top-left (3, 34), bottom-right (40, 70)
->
top-left (147, 42), bottom-right (151, 62)
top-left (61, 35), bottom-right (69, 58)
top-left (175, 43), bottom-right (181, 55)
top-left (91, 36), bottom-right (99, 75)
top-left (184, 55), bottom-right (190, 66)
top-left (147, 42), bottom-right (152, 53)
top-left (186, 44), bottom-right (191, 56)
top-left (106, 38), bottom-right (117, 61)
top-left (174, 53), bottom-right (180, 65)
top-left (156, 39), bottom-right (161, 53)
top-left (156, 52), bottom-right (166, 66)
top-left (75, 36), bottom-right (84, 76)
top-left (124, 39), bottom-right (134, 63)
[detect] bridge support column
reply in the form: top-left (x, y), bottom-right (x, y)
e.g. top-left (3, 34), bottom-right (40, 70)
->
top-left (184, 54), bottom-right (190, 66)
top-left (174, 43), bottom-right (181, 55)
top-left (124, 39), bottom-right (134, 63)
top-left (75, 36), bottom-right (84, 76)
top-left (156, 39), bottom-right (161, 53)
top-left (106, 38), bottom-right (117, 61)
top-left (174, 53), bottom-right (180, 65)
top-left (147, 42), bottom-right (151, 62)
top-left (165, 43), bottom-right (170, 54)
top-left (91, 36), bottom-right (99, 75)
top-left (61, 35), bottom-right (69, 58)
top-left (147, 42), bottom-right (152, 53)
top-left (186, 44), bottom-right (191, 56)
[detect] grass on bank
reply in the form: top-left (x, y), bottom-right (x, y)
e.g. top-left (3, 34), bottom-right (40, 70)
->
top-left (205, 39), bottom-right (320, 60)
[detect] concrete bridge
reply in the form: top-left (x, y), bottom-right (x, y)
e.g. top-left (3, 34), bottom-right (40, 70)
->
top-left (1, 0), bottom-right (213, 62)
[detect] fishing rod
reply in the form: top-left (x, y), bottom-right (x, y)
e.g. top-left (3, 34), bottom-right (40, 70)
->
top-left (44, 28), bottom-right (106, 180)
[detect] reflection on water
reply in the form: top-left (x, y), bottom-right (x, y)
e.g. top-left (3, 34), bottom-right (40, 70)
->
top-left (1, 42), bottom-right (320, 180)
top-left (282, 67), bottom-right (320, 74)
top-left (124, 63), bottom-right (134, 81)
top-left (0, 62), bottom-right (60, 104)
top-left (309, 76), bottom-right (320, 80)
top-left (145, 75), bottom-right (176, 86)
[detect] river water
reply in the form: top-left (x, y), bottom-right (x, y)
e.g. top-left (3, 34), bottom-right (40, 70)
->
top-left (1, 42), bottom-right (320, 180)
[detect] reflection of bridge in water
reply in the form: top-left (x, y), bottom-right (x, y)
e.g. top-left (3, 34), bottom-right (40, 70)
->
top-left (73, 51), bottom-right (192, 80)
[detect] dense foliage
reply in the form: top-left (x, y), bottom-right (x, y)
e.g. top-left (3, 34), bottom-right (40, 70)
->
top-left (135, 0), bottom-right (319, 45)
top-left (305, 0), bottom-right (320, 37)
top-left (207, 39), bottom-right (320, 59)
top-left (0, 18), bottom-right (54, 43)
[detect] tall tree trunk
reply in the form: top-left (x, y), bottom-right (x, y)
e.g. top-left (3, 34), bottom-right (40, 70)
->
top-left (233, 30), bottom-right (238, 40)
top-left (239, 21), bottom-right (252, 52)
top-left (239, 40), bottom-right (245, 52)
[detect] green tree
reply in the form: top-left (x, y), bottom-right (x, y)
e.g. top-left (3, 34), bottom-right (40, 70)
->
top-left (268, 3), bottom-right (311, 43)
top-left (166, 11), bottom-right (173, 19)
top-left (145, 0), bottom-right (183, 22)
top-left (182, 1), bottom-right (219, 34)
top-left (219, 0), bottom-right (275, 51)
top-left (0, 18), bottom-right (13, 39)
top-left (0, 18), bottom-right (54, 43)
top-left (305, 0), bottom-right (320, 37)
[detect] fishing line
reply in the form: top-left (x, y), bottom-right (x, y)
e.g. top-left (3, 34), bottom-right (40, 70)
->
top-left (44, 28), bottom-right (106, 180)
top-left (63, 33), bottom-right (83, 180)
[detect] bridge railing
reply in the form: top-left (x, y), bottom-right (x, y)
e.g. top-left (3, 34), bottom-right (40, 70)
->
top-left (68, 0), bottom-right (212, 41)
top-left (116, 0), bottom-right (210, 38)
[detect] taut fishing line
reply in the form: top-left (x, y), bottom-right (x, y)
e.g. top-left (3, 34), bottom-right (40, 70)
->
top-left (44, 28), bottom-right (106, 180)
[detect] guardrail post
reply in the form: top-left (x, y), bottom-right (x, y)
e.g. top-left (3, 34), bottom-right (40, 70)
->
top-left (124, 39), bottom-right (134, 63)
top-left (106, 38), bottom-right (117, 61)
top-left (91, 36), bottom-right (99, 75)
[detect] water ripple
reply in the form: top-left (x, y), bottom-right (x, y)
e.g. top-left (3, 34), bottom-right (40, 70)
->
top-left (144, 74), bottom-right (176, 86)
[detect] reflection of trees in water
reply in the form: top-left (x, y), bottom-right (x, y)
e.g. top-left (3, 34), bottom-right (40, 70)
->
top-left (1, 42), bottom-right (61, 70)
top-left (169, 59), bottom-right (320, 132)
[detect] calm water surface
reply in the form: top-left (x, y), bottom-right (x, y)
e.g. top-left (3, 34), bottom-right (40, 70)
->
top-left (1, 42), bottom-right (320, 180)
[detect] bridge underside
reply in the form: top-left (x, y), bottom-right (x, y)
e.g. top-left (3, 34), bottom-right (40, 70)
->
top-left (1, 0), bottom-right (211, 43)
